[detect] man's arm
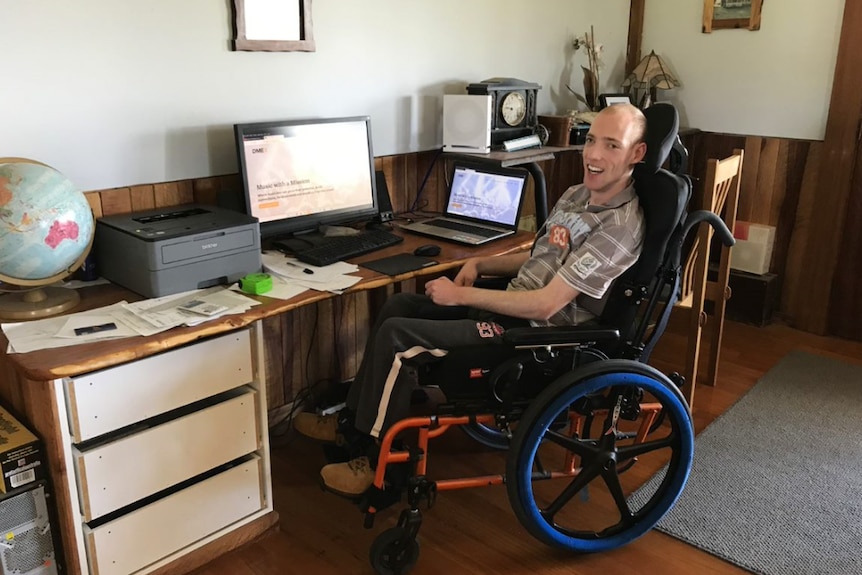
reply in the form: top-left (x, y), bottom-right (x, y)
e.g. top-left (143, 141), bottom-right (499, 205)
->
top-left (425, 274), bottom-right (579, 322)
top-left (454, 252), bottom-right (530, 286)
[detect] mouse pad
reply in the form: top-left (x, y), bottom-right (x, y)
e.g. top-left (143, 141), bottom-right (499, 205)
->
top-left (360, 253), bottom-right (438, 276)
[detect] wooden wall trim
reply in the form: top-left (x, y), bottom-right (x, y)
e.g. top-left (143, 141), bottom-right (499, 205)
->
top-left (782, 0), bottom-right (862, 334)
top-left (626, 0), bottom-right (646, 75)
top-left (829, 144), bottom-right (862, 339)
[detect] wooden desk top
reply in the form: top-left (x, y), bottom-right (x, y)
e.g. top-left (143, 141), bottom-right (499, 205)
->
top-left (1, 230), bottom-right (534, 381)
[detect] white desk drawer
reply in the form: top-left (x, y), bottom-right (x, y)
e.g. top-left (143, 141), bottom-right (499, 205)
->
top-left (76, 389), bottom-right (259, 521)
top-left (65, 330), bottom-right (254, 443)
top-left (85, 455), bottom-right (264, 575)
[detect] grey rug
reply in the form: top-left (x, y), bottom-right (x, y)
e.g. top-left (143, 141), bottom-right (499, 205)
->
top-left (633, 351), bottom-right (862, 575)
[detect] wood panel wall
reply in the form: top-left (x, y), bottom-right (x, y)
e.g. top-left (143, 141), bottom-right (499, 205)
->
top-left (804, 0), bottom-right (862, 341)
top-left (681, 131), bottom-right (816, 298)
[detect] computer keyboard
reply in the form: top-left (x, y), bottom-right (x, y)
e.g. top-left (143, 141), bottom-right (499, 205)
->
top-left (294, 229), bottom-right (404, 267)
top-left (425, 218), bottom-right (502, 238)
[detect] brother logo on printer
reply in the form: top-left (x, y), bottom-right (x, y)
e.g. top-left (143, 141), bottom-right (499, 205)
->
top-left (201, 243), bottom-right (218, 250)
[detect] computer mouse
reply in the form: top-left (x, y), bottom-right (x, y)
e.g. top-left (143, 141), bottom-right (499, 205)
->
top-left (413, 244), bottom-right (441, 257)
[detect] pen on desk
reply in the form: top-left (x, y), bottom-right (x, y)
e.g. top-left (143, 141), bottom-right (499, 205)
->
top-left (282, 259), bottom-right (314, 274)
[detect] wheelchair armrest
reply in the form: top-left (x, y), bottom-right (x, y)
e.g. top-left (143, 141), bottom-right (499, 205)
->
top-left (502, 326), bottom-right (620, 348)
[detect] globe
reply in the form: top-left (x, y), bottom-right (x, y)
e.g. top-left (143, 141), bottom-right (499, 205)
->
top-left (0, 158), bottom-right (95, 320)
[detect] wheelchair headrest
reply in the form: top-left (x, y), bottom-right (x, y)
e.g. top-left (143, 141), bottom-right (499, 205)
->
top-left (638, 103), bottom-right (680, 174)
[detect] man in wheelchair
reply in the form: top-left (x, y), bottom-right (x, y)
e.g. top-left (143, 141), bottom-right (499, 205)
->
top-left (295, 103), bottom-right (649, 498)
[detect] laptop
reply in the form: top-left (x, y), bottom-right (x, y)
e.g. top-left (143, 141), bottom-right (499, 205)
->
top-left (400, 160), bottom-right (529, 245)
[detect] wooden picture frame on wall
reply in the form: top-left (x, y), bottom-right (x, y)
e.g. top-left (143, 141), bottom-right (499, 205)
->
top-left (232, 0), bottom-right (315, 52)
top-left (703, 0), bottom-right (762, 33)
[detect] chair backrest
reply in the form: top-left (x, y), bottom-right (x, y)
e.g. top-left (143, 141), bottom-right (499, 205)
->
top-left (671, 149), bottom-right (743, 401)
top-left (677, 149), bottom-right (743, 309)
top-left (595, 103), bottom-right (691, 355)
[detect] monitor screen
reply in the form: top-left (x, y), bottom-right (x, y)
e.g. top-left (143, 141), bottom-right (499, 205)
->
top-left (234, 116), bottom-right (379, 239)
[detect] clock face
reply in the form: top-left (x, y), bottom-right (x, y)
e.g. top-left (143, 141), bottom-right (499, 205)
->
top-left (500, 92), bottom-right (527, 126)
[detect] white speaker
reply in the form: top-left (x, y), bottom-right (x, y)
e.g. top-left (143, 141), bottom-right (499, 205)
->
top-left (442, 94), bottom-right (492, 153)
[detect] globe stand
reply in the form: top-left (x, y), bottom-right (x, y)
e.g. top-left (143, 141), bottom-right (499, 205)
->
top-left (0, 286), bottom-right (81, 321)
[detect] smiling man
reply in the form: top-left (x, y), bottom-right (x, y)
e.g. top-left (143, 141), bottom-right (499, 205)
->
top-left (294, 103), bottom-right (647, 497)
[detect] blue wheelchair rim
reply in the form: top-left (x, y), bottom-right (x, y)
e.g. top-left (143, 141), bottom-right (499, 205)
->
top-left (510, 367), bottom-right (694, 553)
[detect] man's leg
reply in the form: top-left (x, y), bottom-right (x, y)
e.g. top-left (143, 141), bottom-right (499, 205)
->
top-left (349, 292), bottom-right (470, 397)
top-left (320, 314), bottom-right (517, 497)
top-left (351, 315), bottom-right (508, 438)
top-left (294, 293), bottom-right (468, 442)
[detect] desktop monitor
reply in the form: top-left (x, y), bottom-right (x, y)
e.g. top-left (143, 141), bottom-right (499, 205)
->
top-left (233, 116), bottom-right (380, 240)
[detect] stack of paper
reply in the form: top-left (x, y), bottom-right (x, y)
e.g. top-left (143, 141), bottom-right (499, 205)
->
top-left (117, 286), bottom-right (261, 336)
top-left (261, 252), bottom-right (362, 296)
top-left (3, 287), bottom-right (261, 354)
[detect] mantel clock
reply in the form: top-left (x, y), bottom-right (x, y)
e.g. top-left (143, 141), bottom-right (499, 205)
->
top-left (466, 78), bottom-right (541, 145)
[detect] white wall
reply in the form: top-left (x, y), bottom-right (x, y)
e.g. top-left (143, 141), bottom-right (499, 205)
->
top-left (643, 0), bottom-right (844, 140)
top-left (3, 1), bottom-right (845, 193)
top-left (1, 0), bottom-right (630, 191)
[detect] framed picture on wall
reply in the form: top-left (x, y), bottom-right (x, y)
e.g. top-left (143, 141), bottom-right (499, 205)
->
top-left (702, 0), bottom-right (763, 33)
top-left (232, 0), bottom-right (315, 52)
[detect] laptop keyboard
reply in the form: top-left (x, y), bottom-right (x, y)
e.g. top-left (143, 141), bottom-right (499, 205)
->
top-left (294, 229), bottom-right (404, 267)
top-left (426, 219), bottom-right (503, 238)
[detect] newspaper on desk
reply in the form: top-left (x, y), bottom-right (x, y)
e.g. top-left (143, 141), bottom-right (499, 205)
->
top-left (3, 286), bottom-right (261, 354)
top-left (261, 251), bottom-right (362, 295)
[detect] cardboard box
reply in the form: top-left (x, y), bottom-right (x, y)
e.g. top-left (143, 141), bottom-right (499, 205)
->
top-left (0, 404), bottom-right (44, 493)
top-left (731, 222), bottom-right (776, 275)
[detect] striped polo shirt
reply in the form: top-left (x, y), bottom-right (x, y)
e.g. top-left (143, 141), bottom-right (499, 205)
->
top-left (508, 181), bottom-right (644, 327)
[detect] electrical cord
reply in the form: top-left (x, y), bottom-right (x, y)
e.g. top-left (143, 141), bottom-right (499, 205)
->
top-left (406, 148), bottom-right (444, 214)
top-left (270, 295), bottom-right (353, 443)
top-left (270, 304), bottom-right (323, 441)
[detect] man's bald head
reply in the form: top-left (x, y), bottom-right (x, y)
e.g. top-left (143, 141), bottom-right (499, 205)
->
top-left (595, 103), bottom-right (647, 147)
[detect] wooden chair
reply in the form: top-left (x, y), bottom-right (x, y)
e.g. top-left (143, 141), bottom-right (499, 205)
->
top-left (676, 149), bottom-right (743, 407)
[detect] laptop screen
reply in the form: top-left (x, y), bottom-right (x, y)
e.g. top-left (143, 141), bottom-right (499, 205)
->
top-left (446, 163), bottom-right (528, 227)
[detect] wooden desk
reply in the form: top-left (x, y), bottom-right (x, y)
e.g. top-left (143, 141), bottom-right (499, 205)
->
top-left (0, 230), bottom-right (532, 575)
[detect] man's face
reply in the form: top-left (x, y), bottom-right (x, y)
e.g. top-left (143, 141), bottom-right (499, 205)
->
top-left (582, 108), bottom-right (646, 198)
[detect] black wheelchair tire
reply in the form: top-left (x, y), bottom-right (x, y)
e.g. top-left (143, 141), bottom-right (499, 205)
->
top-left (369, 527), bottom-right (421, 575)
top-left (506, 359), bottom-right (694, 553)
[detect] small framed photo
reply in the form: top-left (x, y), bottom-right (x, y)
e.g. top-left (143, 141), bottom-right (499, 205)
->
top-left (598, 93), bottom-right (632, 109)
top-left (232, 0), bottom-right (315, 52)
top-left (702, 0), bottom-right (762, 33)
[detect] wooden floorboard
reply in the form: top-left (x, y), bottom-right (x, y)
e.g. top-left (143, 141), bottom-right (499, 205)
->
top-left (190, 320), bottom-right (862, 575)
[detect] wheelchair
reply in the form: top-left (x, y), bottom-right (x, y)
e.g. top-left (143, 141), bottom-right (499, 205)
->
top-left (339, 104), bottom-right (734, 575)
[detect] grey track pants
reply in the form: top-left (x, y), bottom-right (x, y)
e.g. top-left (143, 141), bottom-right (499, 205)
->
top-left (346, 292), bottom-right (527, 438)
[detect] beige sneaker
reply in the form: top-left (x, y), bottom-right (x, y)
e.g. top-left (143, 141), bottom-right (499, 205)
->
top-left (320, 456), bottom-right (375, 497)
top-left (293, 412), bottom-right (339, 442)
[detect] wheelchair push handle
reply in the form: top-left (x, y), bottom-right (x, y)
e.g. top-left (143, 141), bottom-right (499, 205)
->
top-left (685, 210), bottom-right (735, 246)
top-left (669, 210), bottom-right (736, 269)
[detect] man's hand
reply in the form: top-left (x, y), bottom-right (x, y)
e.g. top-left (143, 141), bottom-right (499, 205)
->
top-left (427, 273), bottom-right (581, 321)
top-left (453, 259), bottom-right (479, 286)
top-left (425, 276), bottom-right (462, 306)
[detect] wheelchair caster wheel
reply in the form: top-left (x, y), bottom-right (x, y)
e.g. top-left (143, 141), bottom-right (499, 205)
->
top-left (507, 360), bottom-right (694, 553)
top-left (369, 527), bottom-right (420, 575)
